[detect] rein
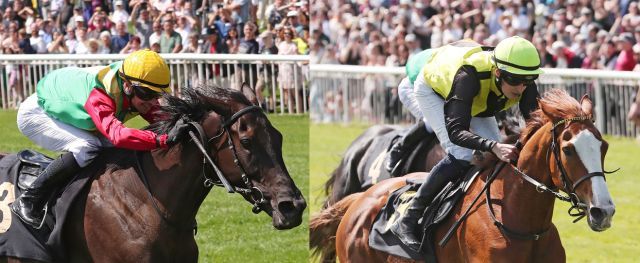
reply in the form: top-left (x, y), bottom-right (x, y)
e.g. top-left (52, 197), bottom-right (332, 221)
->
top-left (134, 105), bottom-right (268, 228)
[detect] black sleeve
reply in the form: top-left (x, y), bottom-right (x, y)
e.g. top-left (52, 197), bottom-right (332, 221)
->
top-left (444, 66), bottom-right (497, 152)
top-left (518, 82), bottom-right (540, 120)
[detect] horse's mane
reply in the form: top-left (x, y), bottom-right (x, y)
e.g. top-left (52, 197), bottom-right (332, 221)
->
top-left (520, 88), bottom-right (584, 145)
top-left (475, 89), bottom-right (583, 170)
top-left (146, 85), bottom-right (253, 135)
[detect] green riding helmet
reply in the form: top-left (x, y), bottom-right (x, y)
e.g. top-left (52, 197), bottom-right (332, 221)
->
top-left (493, 36), bottom-right (544, 76)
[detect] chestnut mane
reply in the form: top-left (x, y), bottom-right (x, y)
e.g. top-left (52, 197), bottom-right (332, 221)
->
top-left (520, 88), bottom-right (584, 145)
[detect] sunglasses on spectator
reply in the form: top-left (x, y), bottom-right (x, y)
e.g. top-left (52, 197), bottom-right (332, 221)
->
top-left (499, 70), bottom-right (538, 86)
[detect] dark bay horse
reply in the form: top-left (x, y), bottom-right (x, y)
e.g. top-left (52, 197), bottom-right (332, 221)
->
top-left (322, 125), bottom-right (444, 208)
top-left (311, 89), bottom-right (614, 262)
top-left (323, 109), bottom-right (523, 208)
top-left (2, 85), bottom-right (306, 262)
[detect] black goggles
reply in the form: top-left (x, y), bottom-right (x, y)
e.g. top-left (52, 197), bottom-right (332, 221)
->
top-left (130, 83), bottom-right (162, 101)
top-left (500, 70), bottom-right (538, 86)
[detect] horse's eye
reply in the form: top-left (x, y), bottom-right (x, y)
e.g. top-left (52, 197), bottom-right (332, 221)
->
top-left (562, 146), bottom-right (573, 156)
top-left (240, 138), bottom-right (251, 148)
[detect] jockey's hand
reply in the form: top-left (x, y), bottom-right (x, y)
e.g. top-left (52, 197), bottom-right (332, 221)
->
top-left (166, 118), bottom-right (192, 146)
top-left (491, 143), bottom-right (519, 163)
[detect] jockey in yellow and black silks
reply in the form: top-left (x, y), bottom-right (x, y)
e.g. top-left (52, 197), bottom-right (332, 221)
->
top-left (388, 36), bottom-right (544, 251)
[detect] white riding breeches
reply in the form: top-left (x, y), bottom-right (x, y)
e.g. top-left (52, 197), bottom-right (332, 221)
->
top-left (413, 73), bottom-right (500, 162)
top-left (397, 77), bottom-right (433, 133)
top-left (17, 94), bottom-right (112, 167)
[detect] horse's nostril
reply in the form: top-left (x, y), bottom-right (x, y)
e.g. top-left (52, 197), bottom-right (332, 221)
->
top-left (278, 200), bottom-right (296, 216)
top-left (589, 207), bottom-right (605, 223)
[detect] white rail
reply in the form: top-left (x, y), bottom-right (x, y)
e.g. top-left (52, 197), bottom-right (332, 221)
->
top-left (0, 54), bottom-right (309, 114)
top-left (310, 65), bottom-right (640, 137)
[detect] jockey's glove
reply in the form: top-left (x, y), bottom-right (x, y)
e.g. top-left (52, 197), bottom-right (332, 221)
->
top-left (166, 118), bottom-right (192, 146)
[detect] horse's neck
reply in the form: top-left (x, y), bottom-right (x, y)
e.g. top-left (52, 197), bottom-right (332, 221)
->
top-left (143, 143), bottom-right (211, 224)
top-left (498, 124), bottom-right (557, 232)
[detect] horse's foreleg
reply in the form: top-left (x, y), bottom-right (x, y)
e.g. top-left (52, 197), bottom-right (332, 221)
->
top-left (533, 225), bottom-right (565, 263)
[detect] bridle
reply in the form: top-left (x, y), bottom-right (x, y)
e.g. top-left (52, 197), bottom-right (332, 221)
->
top-left (188, 105), bottom-right (268, 215)
top-left (491, 116), bottom-right (614, 239)
top-left (135, 105), bottom-right (269, 228)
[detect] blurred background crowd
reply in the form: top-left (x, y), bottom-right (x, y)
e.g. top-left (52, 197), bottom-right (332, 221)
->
top-left (0, 0), bottom-right (310, 55)
top-left (310, 0), bottom-right (640, 72)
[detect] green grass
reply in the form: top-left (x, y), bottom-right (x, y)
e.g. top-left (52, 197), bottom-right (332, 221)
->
top-left (0, 111), bottom-right (309, 263)
top-left (310, 123), bottom-right (640, 262)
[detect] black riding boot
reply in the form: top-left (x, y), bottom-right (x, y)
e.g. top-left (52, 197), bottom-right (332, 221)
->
top-left (10, 152), bottom-right (80, 229)
top-left (386, 120), bottom-right (429, 173)
top-left (390, 154), bottom-right (471, 251)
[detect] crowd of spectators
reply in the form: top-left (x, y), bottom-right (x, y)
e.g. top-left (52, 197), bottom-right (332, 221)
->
top-left (310, 0), bottom-right (640, 72)
top-left (0, 0), bottom-right (309, 56)
top-left (0, 0), bottom-right (310, 112)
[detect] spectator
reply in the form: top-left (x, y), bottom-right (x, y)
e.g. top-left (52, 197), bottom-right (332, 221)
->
top-left (615, 33), bottom-right (637, 71)
top-left (111, 0), bottom-right (130, 24)
top-left (128, 0), bottom-right (153, 48)
top-left (29, 23), bottom-right (47, 54)
top-left (174, 15), bottom-right (194, 47)
top-left (225, 26), bottom-right (240, 53)
top-left (74, 27), bottom-right (89, 54)
top-left (47, 30), bottom-right (69, 53)
top-left (213, 8), bottom-right (234, 39)
top-left (120, 35), bottom-right (141, 54)
top-left (111, 22), bottom-right (130, 53)
top-left (278, 27), bottom-right (300, 113)
top-left (600, 40), bottom-right (619, 70)
top-left (99, 31), bottom-right (112, 53)
top-left (198, 26), bottom-right (227, 54)
top-left (159, 18), bottom-right (181, 53)
top-left (582, 42), bottom-right (600, 69)
top-left (227, 0), bottom-right (250, 38)
top-left (148, 21), bottom-right (162, 48)
top-left (18, 28), bottom-right (35, 54)
top-left (180, 32), bottom-right (199, 53)
top-left (86, 38), bottom-right (100, 54)
top-left (64, 26), bottom-right (79, 53)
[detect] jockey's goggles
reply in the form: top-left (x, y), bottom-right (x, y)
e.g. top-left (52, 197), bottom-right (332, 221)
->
top-left (499, 70), bottom-right (538, 86)
top-left (127, 80), bottom-right (163, 100)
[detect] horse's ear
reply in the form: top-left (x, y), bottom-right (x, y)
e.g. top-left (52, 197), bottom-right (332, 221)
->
top-left (580, 94), bottom-right (594, 118)
top-left (240, 82), bottom-right (259, 105)
top-left (538, 98), bottom-right (562, 123)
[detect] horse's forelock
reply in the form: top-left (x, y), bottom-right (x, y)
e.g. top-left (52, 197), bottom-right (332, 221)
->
top-left (520, 89), bottom-right (583, 145)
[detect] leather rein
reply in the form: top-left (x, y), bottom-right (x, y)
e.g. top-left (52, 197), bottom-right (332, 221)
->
top-left (135, 105), bottom-right (268, 228)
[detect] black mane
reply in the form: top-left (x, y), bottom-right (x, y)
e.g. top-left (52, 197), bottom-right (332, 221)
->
top-left (146, 85), bottom-right (253, 134)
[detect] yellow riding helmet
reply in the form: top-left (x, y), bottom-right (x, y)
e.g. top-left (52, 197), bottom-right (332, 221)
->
top-left (493, 36), bottom-right (544, 76)
top-left (119, 49), bottom-right (171, 93)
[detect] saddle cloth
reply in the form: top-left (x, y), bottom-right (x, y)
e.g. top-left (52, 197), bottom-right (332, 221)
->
top-left (368, 166), bottom-right (482, 261)
top-left (0, 150), bottom-right (94, 262)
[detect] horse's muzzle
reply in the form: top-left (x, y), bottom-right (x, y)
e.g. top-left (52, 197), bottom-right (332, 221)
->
top-left (272, 194), bottom-right (306, 230)
top-left (587, 204), bottom-right (615, 232)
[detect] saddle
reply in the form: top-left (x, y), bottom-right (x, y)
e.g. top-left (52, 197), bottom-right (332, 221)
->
top-left (369, 166), bottom-right (482, 261)
top-left (16, 149), bottom-right (53, 190)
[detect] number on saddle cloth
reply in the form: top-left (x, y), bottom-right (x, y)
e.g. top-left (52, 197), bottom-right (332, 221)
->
top-left (16, 150), bottom-right (53, 191)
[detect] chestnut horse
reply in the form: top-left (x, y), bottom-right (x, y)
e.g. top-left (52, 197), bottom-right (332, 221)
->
top-left (2, 85), bottom-right (306, 262)
top-left (311, 89), bottom-right (615, 262)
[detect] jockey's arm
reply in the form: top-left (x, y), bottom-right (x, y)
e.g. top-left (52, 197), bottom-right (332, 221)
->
top-left (84, 89), bottom-right (169, 150)
top-left (444, 66), bottom-right (496, 152)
